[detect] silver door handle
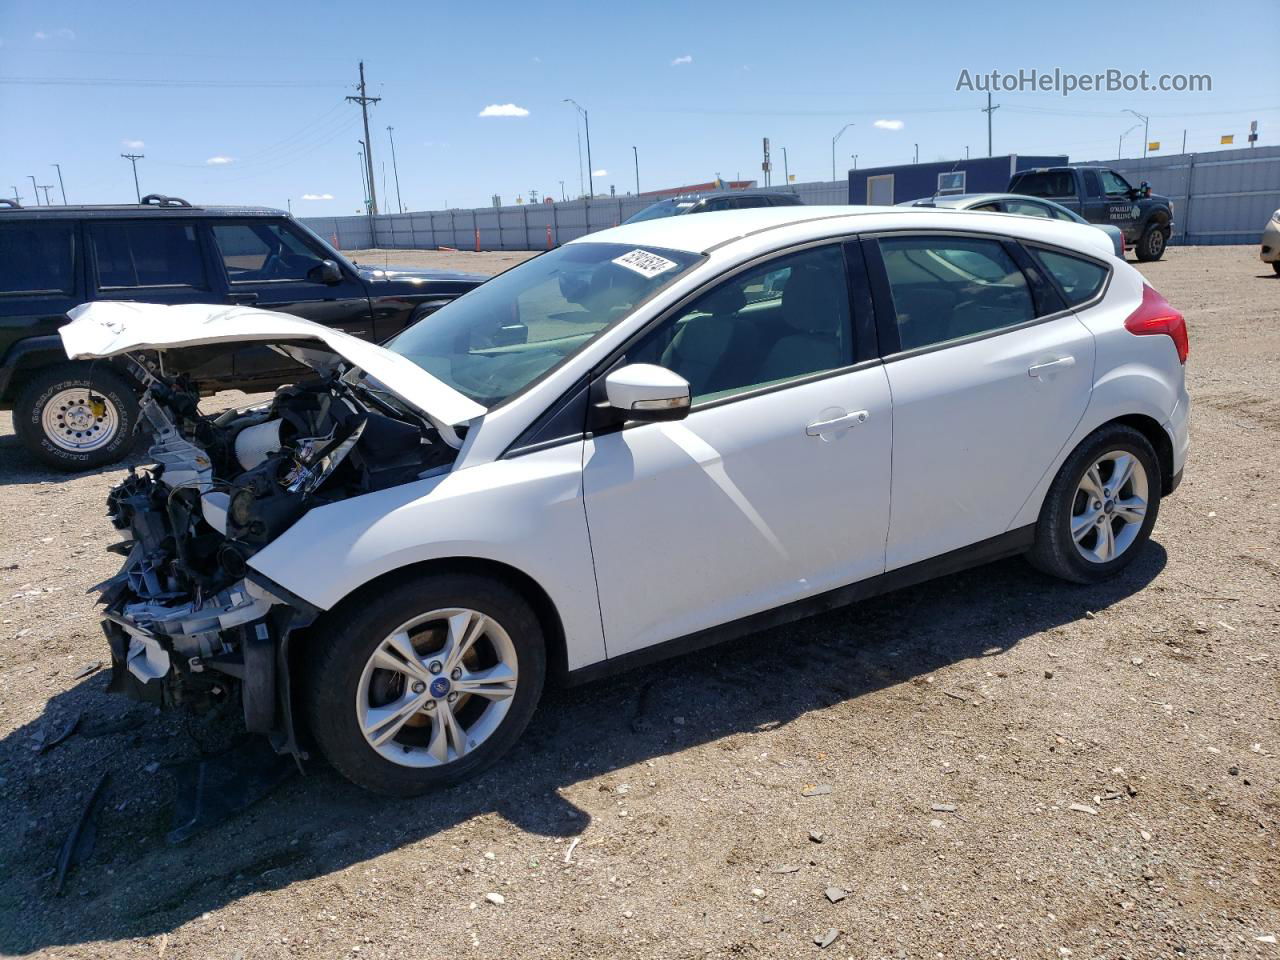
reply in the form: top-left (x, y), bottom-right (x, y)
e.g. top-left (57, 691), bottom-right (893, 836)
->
top-left (806, 410), bottom-right (869, 436)
top-left (1028, 356), bottom-right (1076, 377)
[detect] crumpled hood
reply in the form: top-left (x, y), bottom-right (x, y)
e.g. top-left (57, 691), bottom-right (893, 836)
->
top-left (59, 301), bottom-right (487, 432)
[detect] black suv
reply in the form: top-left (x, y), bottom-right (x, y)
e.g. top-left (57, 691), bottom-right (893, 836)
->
top-left (624, 190), bottom-right (804, 224)
top-left (0, 196), bottom-right (485, 469)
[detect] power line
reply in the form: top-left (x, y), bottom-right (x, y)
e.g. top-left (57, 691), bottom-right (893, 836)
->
top-left (346, 62), bottom-right (381, 215)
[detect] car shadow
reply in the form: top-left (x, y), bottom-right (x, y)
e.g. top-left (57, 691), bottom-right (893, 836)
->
top-left (0, 542), bottom-right (1166, 953)
top-left (0, 430), bottom-right (149, 486)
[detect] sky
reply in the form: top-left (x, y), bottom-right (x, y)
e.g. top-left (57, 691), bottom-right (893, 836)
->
top-left (2, 0), bottom-right (1277, 216)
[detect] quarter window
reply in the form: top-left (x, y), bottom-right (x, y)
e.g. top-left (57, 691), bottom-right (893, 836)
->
top-left (0, 223), bottom-right (75, 295)
top-left (1031, 249), bottom-right (1109, 306)
top-left (1010, 171), bottom-right (1074, 198)
top-left (1003, 199), bottom-right (1052, 218)
top-left (625, 245), bottom-right (853, 403)
top-left (877, 235), bottom-right (1036, 351)
top-left (89, 221), bottom-right (206, 289)
top-left (212, 222), bottom-right (327, 283)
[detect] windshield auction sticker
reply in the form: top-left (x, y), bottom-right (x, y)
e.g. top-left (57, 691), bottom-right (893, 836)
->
top-left (613, 249), bottom-right (679, 278)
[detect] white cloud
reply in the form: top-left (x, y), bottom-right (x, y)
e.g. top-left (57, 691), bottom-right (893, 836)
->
top-left (874, 119), bottom-right (905, 131)
top-left (301, 193), bottom-right (334, 201)
top-left (478, 103), bottom-right (529, 118)
top-left (593, 169), bottom-right (607, 177)
top-left (34, 28), bottom-right (74, 40)
top-left (121, 139), bottom-right (145, 150)
top-left (205, 155), bottom-right (234, 165)
top-left (671, 54), bottom-right (693, 66)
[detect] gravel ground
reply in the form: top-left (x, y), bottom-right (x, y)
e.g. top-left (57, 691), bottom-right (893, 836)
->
top-left (0, 245), bottom-right (1276, 960)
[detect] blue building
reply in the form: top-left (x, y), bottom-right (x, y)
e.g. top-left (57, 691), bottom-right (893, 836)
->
top-left (848, 154), bottom-right (1068, 206)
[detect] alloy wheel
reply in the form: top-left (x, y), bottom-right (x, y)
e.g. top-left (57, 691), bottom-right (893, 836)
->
top-left (1071, 450), bottom-right (1149, 564)
top-left (40, 388), bottom-right (120, 453)
top-left (355, 608), bottom-right (519, 768)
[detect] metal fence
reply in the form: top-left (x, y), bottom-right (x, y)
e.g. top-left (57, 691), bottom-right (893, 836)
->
top-left (1074, 145), bottom-right (1280, 245)
top-left (300, 148), bottom-right (1278, 251)
top-left (299, 180), bottom-right (849, 252)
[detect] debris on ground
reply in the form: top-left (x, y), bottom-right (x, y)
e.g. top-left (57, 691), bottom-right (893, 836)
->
top-left (53, 771), bottom-right (109, 895)
top-left (801, 784), bottom-right (831, 797)
top-left (814, 928), bottom-right (840, 949)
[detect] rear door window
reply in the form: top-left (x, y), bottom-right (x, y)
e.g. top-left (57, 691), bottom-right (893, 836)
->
top-left (1031, 248), bottom-right (1109, 306)
top-left (88, 221), bottom-right (207, 289)
top-left (0, 222), bottom-right (75, 295)
top-left (1003, 199), bottom-right (1053, 218)
top-left (876, 235), bottom-right (1036, 350)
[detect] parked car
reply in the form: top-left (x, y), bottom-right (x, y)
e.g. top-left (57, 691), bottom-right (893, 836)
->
top-left (1260, 208), bottom-right (1280, 275)
top-left (0, 195), bottom-right (485, 469)
top-left (899, 192), bottom-right (1126, 257)
top-left (624, 190), bottom-right (803, 224)
top-left (62, 204), bottom-right (1190, 795)
top-left (1007, 166), bottom-right (1173, 261)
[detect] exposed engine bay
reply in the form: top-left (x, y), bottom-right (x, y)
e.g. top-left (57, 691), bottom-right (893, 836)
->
top-left (96, 356), bottom-right (461, 752)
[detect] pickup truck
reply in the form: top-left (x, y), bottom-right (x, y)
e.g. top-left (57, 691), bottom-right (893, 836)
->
top-left (1007, 166), bottom-right (1174, 261)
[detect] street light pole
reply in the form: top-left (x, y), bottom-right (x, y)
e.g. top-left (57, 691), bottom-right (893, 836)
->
top-left (1119, 123), bottom-right (1141, 160)
top-left (564, 100), bottom-right (593, 199)
top-left (52, 163), bottom-right (66, 204)
top-left (387, 125), bottom-right (404, 213)
top-left (28, 175), bottom-right (40, 206)
top-left (914, 143), bottom-right (919, 164)
top-left (632, 145), bottom-right (639, 196)
top-left (1125, 109), bottom-right (1150, 159)
top-left (831, 123), bottom-right (854, 181)
top-left (783, 147), bottom-right (789, 185)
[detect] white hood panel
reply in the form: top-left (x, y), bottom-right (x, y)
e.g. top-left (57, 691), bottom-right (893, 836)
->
top-left (61, 301), bottom-right (486, 428)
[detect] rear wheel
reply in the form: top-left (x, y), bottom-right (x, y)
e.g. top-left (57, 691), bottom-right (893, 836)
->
top-left (12, 363), bottom-right (140, 470)
top-left (304, 574), bottom-right (546, 796)
top-left (1028, 424), bottom-right (1161, 584)
top-left (1135, 223), bottom-right (1167, 261)
top-left (1272, 261), bottom-right (1280, 276)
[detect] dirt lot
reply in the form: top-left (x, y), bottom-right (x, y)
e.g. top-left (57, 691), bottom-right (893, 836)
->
top-left (1, 245), bottom-right (1276, 959)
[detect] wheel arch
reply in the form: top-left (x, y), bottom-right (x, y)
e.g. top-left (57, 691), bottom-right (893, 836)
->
top-left (299, 556), bottom-right (571, 684)
top-left (1109, 412), bottom-right (1175, 494)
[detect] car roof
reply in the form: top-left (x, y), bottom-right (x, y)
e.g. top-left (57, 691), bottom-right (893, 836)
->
top-left (0, 203), bottom-right (288, 219)
top-left (573, 204), bottom-right (1114, 259)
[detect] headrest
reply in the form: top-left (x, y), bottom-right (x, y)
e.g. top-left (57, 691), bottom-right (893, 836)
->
top-left (781, 265), bottom-right (844, 334)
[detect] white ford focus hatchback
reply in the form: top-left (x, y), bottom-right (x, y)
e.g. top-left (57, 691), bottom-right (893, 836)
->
top-left (62, 206), bottom-right (1190, 795)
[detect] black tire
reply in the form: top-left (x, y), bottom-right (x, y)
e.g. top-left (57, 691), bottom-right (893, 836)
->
top-left (1027, 424), bottom-right (1162, 584)
top-left (1135, 223), bottom-right (1168, 262)
top-left (12, 363), bottom-right (141, 471)
top-left (1272, 261), bottom-right (1280, 276)
top-left (304, 573), bottom-right (546, 796)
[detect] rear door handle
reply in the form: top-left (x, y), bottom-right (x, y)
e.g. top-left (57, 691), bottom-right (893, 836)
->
top-left (806, 410), bottom-right (869, 437)
top-left (1028, 356), bottom-right (1075, 377)
top-left (228, 292), bottom-right (259, 304)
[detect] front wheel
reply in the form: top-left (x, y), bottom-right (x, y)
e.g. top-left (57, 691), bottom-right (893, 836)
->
top-left (1028, 424), bottom-right (1161, 584)
top-left (12, 363), bottom-right (141, 470)
top-left (1135, 224), bottom-right (1167, 261)
top-left (304, 574), bottom-right (546, 796)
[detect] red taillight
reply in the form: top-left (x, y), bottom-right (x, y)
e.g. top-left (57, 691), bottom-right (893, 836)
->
top-left (1125, 284), bottom-right (1188, 364)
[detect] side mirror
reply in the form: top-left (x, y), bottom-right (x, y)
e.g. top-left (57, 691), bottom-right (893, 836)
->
top-left (604, 364), bottom-right (691, 423)
top-left (307, 259), bottom-right (343, 285)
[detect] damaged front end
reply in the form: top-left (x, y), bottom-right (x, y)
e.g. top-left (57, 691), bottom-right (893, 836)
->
top-left (92, 356), bottom-right (464, 756)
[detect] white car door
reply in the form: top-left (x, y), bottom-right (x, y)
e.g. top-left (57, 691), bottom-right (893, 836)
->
top-left (867, 233), bottom-right (1096, 570)
top-left (582, 243), bottom-right (893, 657)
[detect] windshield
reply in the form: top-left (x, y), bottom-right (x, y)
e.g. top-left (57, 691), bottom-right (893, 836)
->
top-left (623, 199), bottom-right (697, 224)
top-left (386, 242), bottom-right (702, 407)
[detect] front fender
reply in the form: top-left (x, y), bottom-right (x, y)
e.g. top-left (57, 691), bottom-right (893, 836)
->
top-left (246, 441), bottom-right (607, 670)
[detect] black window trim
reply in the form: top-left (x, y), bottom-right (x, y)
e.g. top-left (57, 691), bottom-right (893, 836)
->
top-left (210, 217), bottom-right (347, 287)
top-left (861, 227), bottom-right (1109, 363)
top-left (0, 221), bottom-right (79, 298)
top-left (86, 217), bottom-right (212, 293)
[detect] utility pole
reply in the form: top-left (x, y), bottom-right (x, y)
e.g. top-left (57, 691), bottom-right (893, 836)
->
top-left (558, 180), bottom-right (566, 202)
top-left (965, 145), bottom-right (970, 159)
top-left (982, 93), bottom-right (1000, 157)
top-left (387, 125), bottom-right (403, 213)
top-left (832, 123), bottom-right (854, 181)
top-left (357, 145), bottom-right (370, 212)
top-left (38, 184), bottom-right (54, 205)
top-left (52, 163), bottom-right (66, 204)
top-left (120, 154), bottom-right (144, 202)
top-left (913, 143), bottom-right (919, 164)
top-left (564, 100), bottom-right (593, 198)
top-left (1125, 109), bottom-right (1150, 159)
top-left (1181, 129), bottom-right (1187, 153)
top-left (633, 145), bottom-right (639, 196)
top-left (346, 62), bottom-right (381, 215)
top-left (28, 175), bottom-right (40, 206)
top-left (10, 187), bottom-right (22, 204)
top-left (783, 147), bottom-right (789, 185)
top-left (851, 154), bottom-right (858, 169)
